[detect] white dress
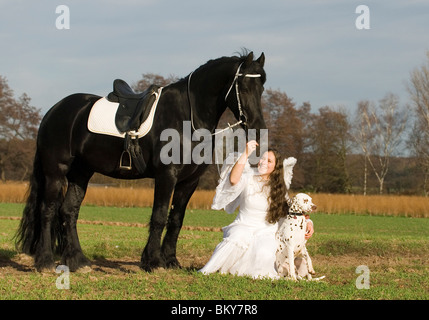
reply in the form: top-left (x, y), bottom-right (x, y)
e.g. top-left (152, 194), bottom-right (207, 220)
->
top-left (199, 153), bottom-right (280, 279)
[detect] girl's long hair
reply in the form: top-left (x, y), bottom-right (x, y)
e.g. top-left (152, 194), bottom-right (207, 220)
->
top-left (264, 148), bottom-right (289, 224)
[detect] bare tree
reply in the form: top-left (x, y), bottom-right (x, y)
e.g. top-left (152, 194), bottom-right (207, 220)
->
top-left (356, 93), bottom-right (407, 194)
top-left (354, 100), bottom-right (376, 195)
top-left (0, 76), bottom-right (41, 181)
top-left (133, 73), bottom-right (178, 93)
top-left (407, 51), bottom-right (429, 196)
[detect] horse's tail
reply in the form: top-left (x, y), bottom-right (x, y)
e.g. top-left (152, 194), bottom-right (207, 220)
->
top-left (15, 149), bottom-right (44, 254)
top-left (14, 150), bottom-right (67, 255)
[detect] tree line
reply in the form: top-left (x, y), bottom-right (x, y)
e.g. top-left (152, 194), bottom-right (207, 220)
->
top-left (0, 76), bottom-right (41, 182)
top-left (1, 52), bottom-right (429, 195)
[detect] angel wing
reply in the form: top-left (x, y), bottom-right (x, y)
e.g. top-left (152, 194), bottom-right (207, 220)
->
top-left (283, 157), bottom-right (297, 190)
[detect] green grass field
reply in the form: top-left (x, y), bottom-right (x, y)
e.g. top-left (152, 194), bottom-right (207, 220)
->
top-left (0, 203), bottom-right (428, 300)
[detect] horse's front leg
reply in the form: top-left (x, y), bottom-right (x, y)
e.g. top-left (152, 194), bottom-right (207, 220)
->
top-left (60, 168), bottom-right (93, 271)
top-left (141, 175), bottom-right (176, 271)
top-left (162, 177), bottom-right (199, 268)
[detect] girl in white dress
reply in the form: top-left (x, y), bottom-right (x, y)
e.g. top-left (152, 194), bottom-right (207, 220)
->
top-left (200, 141), bottom-right (300, 279)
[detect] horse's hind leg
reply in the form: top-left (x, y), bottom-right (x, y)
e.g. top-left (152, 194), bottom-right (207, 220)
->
top-left (161, 177), bottom-right (199, 268)
top-left (34, 175), bottom-right (66, 272)
top-left (60, 167), bottom-right (93, 271)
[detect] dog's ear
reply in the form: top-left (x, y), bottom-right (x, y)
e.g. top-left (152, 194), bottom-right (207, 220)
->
top-left (289, 197), bottom-right (300, 213)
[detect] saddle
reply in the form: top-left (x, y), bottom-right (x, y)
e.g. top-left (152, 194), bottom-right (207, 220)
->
top-left (106, 79), bottom-right (161, 173)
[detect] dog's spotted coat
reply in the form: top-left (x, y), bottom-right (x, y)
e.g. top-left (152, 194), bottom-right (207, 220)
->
top-left (275, 193), bottom-right (317, 280)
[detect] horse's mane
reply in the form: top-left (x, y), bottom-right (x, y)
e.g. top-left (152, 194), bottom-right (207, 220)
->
top-left (191, 49), bottom-right (266, 83)
top-left (192, 55), bottom-right (241, 75)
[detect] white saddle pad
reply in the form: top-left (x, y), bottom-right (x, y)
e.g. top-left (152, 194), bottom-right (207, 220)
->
top-left (87, 87), bottom-right (163, 138)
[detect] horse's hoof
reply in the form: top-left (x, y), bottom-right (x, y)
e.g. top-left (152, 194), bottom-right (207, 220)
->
top-left (61, 252), bottom-right (91, 272)
top-left (140, 260), bottom-right (166, 272)
top-left (35, 258), bottom-right (56, 273)
top-left (165, 258), bottom-right (181, 269)
top-left (141, 253), bottom-right (166, 272)
top-left (140, 263), bottom-right (156, 272)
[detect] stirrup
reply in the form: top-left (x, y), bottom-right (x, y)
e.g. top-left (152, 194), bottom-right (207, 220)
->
top-left (119, 150), bottom-right (132, 170)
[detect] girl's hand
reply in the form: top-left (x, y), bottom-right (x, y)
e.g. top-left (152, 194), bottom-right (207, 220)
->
top-left (245, 140), bottom-right (258, 157)
top-left (305, 220), bottom-right (314, 240)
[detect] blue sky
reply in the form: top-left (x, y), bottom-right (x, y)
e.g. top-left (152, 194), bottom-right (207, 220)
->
top-left (1, 0), bottom-right (428, 115)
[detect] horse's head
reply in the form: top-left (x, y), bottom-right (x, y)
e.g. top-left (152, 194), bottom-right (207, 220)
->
top-left (225, 52), bottom-right (267, 139)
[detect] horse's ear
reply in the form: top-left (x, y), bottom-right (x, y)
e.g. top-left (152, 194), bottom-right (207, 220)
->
top-left (256, 52), bottom-right (265, 68)
top-left (243, 51), bottom-right (254, 67)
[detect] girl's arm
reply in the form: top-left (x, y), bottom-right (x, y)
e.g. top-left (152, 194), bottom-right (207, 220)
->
top-left (229, 140), bottom-right (258, 185)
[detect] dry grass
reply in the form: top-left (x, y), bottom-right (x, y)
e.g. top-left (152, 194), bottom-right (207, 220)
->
top-left (310, 193), bottom-right (429, 218)
top-left (0, 182), bottom-right (29, 203)
top-left (0, 182), bottom-right (216, 210)
top-left (0, 182), bottom-right (428, 217)
top-left (83, 186), bottom-right (216, 210)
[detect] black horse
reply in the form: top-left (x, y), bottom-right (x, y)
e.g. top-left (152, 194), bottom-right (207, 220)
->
top-left (15, 51), bottom-right (267, 272)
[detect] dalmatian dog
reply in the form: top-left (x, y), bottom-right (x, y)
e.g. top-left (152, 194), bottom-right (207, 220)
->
top-left (275, 193), bottom-right (317, 281)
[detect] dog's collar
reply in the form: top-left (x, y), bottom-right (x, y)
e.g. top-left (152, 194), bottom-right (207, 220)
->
top-left (288, 212), bottom-right (305, 216)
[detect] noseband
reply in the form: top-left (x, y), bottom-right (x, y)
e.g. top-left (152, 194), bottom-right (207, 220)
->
top-left (188, 62), bottom-right (261, 135)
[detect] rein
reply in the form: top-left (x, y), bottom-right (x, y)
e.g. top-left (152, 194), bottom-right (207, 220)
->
top-left (187, 62), bottom-right (261, 136)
